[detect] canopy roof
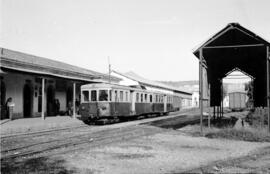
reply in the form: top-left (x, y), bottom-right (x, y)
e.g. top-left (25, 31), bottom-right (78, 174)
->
top-left (0, 48), bottom-right (121, 83)
top-left (193, 23), bottom-right (270, 107)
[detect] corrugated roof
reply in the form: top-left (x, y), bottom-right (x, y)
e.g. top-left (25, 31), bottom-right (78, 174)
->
top-left (193, 23), bottom-right (270, 56)
top-left (0, 48), bottom-right (121, 82)
top-left (113, 70), bottom-right (191, 95)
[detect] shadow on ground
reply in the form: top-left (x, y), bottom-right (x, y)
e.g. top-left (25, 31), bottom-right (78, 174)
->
top-left (1, 156), bottom-right (92, 174)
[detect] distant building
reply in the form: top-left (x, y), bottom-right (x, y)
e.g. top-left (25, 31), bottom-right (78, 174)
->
top-left (111, 71), bottom-right (192, 109)
top-left (0, 48), bottom-right (120, 120)
top-left (160, 81), bottom-right (199, 108)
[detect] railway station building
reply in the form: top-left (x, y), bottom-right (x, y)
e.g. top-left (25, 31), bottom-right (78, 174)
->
top-left (111, 70), bottom-right (192, 109)
top-left (0, 48), bottom-right (120, 120)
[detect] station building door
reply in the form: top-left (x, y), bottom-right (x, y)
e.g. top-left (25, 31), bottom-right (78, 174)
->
top-left (23, 83), bottom-right (33, 117)
top-left (1, 80), bottom-right (6, 119)
top-left (47, 85), bottom-right (55, 116)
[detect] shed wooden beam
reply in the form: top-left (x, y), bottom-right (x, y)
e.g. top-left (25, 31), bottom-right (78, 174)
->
top-left (267, 46), bottom-right (270, 132)
top-left (199, 48), bottom-right (203, 135)
top-left (204, 43), bottom-right (264, 49)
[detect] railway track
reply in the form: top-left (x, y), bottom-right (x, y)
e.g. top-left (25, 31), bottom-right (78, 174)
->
top-left (0, 124), bottom-right (89, 139)
top-left (1, 125), bottom-right (165, 161)
top-left (1, 109), bottom-right (199, 162)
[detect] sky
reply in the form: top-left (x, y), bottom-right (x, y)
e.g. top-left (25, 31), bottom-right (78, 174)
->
top-left (1, 0), bottom-right (270, 81)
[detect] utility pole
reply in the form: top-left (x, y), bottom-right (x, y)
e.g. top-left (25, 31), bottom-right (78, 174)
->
top-left (108, 56), bottom-right (111, 84)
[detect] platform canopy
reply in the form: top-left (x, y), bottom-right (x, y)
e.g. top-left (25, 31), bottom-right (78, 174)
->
top-left (193, 23), bottom-right (270, 107)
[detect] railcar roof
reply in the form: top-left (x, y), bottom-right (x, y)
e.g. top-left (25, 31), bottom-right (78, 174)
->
top-left (81, 83), bottom-right (171, 94)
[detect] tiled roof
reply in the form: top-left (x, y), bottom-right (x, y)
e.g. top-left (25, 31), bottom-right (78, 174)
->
top-left (0, 48), bottom-right (121, 82)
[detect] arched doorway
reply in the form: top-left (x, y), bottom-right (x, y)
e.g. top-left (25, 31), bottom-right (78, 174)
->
top-left (23, 83), bottom-right (33, 118)
top-left (1, 80), bottom-right (6, 119)
top-left (47, 85), bottom-right (55, 116)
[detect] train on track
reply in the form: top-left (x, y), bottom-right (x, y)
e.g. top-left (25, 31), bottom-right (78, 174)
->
top-left (79, 83), bottom-right (185, 123)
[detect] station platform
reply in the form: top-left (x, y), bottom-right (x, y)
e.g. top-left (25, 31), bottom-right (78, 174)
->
top-left (0, 115), bottom-right (84, 136)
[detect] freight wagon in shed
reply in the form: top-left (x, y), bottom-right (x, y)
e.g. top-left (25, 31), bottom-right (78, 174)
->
top-left (229, 92), bottom-right (247, 111)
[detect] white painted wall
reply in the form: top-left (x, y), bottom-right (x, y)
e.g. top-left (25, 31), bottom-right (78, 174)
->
top-left (192, 91), bottom-right (199, 107)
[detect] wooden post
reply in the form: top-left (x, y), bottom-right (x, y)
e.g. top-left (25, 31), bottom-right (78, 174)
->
top-left (199, 48), bottom-right (203, 135)
top-left (164, 95), bottom-right (167, 113)
top-left (73, 82), bottom-right (76, 119)
top-left (208, 100), bottom-right (211, 128)
top-left (213, 106), bottom-right (216, 119)
top-left (41, 78), bottom-right (45, 120)
top-left (266, 46), bottom-right (270, 132)
top-left (221, 83), bottom-right (224, 117)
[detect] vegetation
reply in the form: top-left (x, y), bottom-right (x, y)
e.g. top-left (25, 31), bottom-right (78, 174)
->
top-left (205, 128), bottom-right (270, 142)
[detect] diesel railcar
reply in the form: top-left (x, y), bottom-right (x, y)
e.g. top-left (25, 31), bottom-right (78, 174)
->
top-left (79, 83), bottom-right (182, 123)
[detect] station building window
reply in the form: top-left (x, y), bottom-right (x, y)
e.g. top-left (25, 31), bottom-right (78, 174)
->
top-left (82, 90), bottom-right (89, 102)
top-left (99, 90), bottom-right (108, 101)
top-left (91, 90), bottom-right (97, 101)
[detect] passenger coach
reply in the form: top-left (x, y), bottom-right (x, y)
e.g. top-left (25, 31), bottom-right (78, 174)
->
top-left (79, 83), bottom-right (183, 123)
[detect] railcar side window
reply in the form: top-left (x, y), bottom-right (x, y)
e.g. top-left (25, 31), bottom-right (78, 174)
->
top-left (141, 93), bottom-right (143, 102)
top-left (91, 90), bottom-right (97, 101)
top-left (99, 90), bottom-right (108, 101)
top-left (120, 91), bottom-right (124, 102)
top-left (115, 90), bottom-right (118, 102)
top-left (145, 94), bottom-right (147, 102)
top-left (125, 91), bottom-right (128, 101)
top-left (82, 91), bottom-right (89, 102)
top-left (150, 95), bottom-right (152, 103)
top-left (109, 90), bottom-right (112, 101)
top-left (136, 93), bottom-right (139, 102)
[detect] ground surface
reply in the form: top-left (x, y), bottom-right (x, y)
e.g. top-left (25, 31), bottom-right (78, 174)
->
top-left (1, 110), bottom-right (270, 174)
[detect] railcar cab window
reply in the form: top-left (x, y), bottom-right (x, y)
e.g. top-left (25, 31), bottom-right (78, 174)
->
top-left (82, 90), bottom-right (89, 102)
top-left (99, 90), bottom-right (108, 101)
top-left (91, 90), bottom-right (97, 101)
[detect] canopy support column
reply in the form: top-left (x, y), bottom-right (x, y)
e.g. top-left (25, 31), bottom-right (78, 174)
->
top-left (41, 78), bottom-right (45, 120)
top-left (199, 48), bottom-right (203, 135)
top-left (267, 46), bottom-right (270, 132)
top-left (73, 82), bottom-right (76, 119)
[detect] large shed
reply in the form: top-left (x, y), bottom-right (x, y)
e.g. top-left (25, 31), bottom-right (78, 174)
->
top-left (193, 23), bottom-right (270, 131)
